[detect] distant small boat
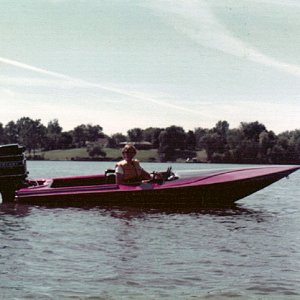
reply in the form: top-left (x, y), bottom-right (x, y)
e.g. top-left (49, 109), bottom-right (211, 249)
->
top-left (0, 144), bottom-right (299, 207)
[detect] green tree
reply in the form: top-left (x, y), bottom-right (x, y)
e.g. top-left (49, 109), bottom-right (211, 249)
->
top-left (197, 121), bottom-right (230, 162)
top-left (0, 123), bottom-right (5, 144)
top-left (57, 132), bottom-right (73, 149)
top-left (269, 144), bottom-right (286, 164)
top-left (107, 133), bottom-right (127, 148)
top-left (158, 126), bottom-right (186, 161)
top-left (285, 130), bottom-right (300, 163)
top-left (4, 121), bottom-right (18, 143)
top-left (258, 131), bottom-right (276, 162)
top-left (127, 128), bottom-right (143, 142)
top-left (226, 128), bottom-right (243, 162)
top-left (240, 121), bottom-right (266, 142)
top-left (200, 132), bottom-right (224, 162)
top-left (72, 124), bottom-right (104, 147)
top-left (16, 117), bottom-right (46, 154)
top-left (237, 121), bottom-right (267, 162)
top-left (212, 120), bottom-right (230, 154)
top-left (87, 144), bottom-right (106, 158)
top-left (294, 136), bottom-right (300, 162)
top-left (86, 124), bottom-right (104, 142)
top-left (73, 124), bottom-right (86, 147)
top-left (143, 127), bottom-right (163, 148)
top-left (47, 119), bottom-right (62, 135)
top-left (45, 119), bottom-right (63, 150)
top-left (213, 120), bottom-right (229, 137)
top-left (186, 130), bottom-right (196, 150)
top-left (194, 127), bottom-right (209, 150)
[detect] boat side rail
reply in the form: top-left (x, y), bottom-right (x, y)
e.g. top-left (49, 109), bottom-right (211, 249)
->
top-left (51, 175), bottom-right (108, 188)
top-left (168, 166), bottom-right (300, 188)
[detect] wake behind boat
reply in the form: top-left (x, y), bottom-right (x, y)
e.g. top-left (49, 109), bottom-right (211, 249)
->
top-left (0, 144), bottom-right (299, 207)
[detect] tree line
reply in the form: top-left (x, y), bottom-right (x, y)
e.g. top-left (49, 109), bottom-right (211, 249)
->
top-left (0, 117), bottom-right (299, 164)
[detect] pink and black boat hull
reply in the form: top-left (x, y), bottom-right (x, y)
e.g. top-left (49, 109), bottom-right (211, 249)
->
top-left (14, 166), bottom-right (299, 208)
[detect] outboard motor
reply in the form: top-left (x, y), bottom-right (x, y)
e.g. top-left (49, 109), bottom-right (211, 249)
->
top-left (0, 144), bottom-right (28, 202)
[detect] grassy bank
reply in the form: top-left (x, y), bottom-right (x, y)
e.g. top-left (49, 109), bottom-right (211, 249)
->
top-left (40, 148), bottom-right (159, 161)
top-left (37, 148), bottom-right (207, 162)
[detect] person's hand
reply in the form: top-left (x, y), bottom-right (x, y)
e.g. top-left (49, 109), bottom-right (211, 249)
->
top-left (151, 172), bottom-right (164, 184)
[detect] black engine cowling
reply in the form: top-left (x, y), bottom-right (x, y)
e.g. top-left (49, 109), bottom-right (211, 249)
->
top-left (0, 144), bottom-right (28, 202)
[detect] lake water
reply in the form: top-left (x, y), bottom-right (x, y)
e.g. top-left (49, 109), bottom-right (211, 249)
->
top-left (1, 161), bottom-right (300, 299)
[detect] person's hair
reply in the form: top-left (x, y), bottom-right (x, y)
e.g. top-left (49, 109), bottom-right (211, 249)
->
top-left (122, 144), bottom-right (137, 155)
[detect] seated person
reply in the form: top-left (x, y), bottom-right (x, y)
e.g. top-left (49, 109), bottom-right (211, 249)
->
top-left (115, 144), bottom-right (152, 185)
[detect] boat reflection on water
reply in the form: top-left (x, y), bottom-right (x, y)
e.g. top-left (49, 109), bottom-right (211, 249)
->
top-left (13, 200), bottom-right (269, 221)
top-left (101, 204), bottom-right (264, 219)
top-left (0, 194), bottom-right (269, 220)
top-left (0, 202), bottom-right (31, 218)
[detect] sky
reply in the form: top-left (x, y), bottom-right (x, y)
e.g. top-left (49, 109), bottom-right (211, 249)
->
top-left (0, 0), bottom-right (300, 135)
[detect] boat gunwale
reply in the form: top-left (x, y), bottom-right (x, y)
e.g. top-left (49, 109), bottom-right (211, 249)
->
top-left (15, 166), bottom-right (300, 201)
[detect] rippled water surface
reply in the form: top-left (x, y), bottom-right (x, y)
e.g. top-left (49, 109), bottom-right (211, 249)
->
top-left (1, 161), bottom-right (300, 299)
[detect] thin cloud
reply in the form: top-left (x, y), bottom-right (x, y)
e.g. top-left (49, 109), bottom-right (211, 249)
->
top-left (0, 57), bottom-right (70, 80)
top-left (0, 56), bottom-right (207, 116)
top-left (252, 0), bottom-right (300, 8)
top-left (0, 87), bottom-right (15, 97)
top-left (147, 0), bottom-right (300, 78)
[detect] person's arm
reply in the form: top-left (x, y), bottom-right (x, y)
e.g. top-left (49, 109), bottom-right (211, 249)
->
top-left (141, 168), bottom-right (151, 181)
top-left (115, 165), bottom-right (125, 185)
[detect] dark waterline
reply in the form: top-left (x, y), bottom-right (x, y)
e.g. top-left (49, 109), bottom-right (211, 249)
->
top-left (1, 161), bottom-right (300, 299)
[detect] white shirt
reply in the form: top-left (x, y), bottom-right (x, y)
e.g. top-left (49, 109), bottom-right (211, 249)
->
top-left (115, 165), bottom-right (124, 174)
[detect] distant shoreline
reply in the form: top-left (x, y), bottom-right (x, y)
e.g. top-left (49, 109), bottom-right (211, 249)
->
top-left (26, 148), bottom-right (297, 165)
top-left (26, 147), bottom-right (208, 163)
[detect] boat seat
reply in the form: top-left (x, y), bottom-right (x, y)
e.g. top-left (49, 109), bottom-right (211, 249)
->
top-left (105, 169), bottom-right (116, 184)
top-left (51, 176), bottom-right (106, 188)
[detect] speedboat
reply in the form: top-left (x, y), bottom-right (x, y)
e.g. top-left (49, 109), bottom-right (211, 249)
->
top-left (14, 165), bottom-right (300, 207)
top-left (0, 144), bottom-right (299, 207)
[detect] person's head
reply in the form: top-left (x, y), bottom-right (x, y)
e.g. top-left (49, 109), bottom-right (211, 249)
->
top-left (122, 144), bottom-right (137, 161)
